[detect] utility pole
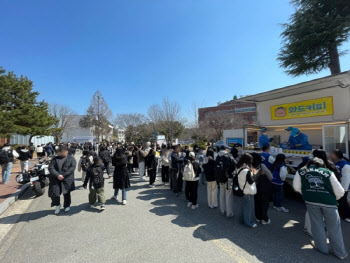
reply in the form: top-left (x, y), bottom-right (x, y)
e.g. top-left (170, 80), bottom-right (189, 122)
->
top-left (97, 95), bottom-right (100, 143)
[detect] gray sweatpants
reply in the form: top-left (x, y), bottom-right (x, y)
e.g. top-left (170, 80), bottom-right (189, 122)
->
top-left (219, 181), bottom-right (233, 216)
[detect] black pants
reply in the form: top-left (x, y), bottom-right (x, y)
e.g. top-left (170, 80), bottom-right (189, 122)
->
top-left (171, 169), bottom-right (179, 193)
top-left (103, 162), bottom-right (110, 175)
top-left (127, 163), bottom-right (133, 173)
top-left (149, 169), bottom-right (156, 185)
top-left (51, 192), bottom-right (71, 208)
top-left (338, 192), bottom-right (350, 219)
top-left (185, 181), bottom-right (198, 205)
top-left (161, 166), bottom-right (169, 183)
top-left (254, 192), bottom-right (270, 222)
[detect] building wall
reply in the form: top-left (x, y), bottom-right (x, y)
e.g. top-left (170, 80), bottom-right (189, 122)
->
top-left (198, 101), bottom-right (256, 123)
top-left (60, 115), bottom-right (94, 143)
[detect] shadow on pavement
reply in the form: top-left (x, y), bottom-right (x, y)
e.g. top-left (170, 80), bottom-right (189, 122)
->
top-left (137, 184), bottom-right (349, 263)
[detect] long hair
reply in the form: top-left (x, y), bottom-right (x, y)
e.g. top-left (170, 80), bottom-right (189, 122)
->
top-left (271, 154), bottom-right (286, 172)
top-left (251, 152), bottom-right (262, 169)
top-left (236, 153), bottom-right (253, 169)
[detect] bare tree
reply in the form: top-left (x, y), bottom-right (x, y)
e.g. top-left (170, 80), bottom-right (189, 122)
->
top-left (80, 91), bottom-right (113, 142)
top-left (49, 103), bottom-right (77, 143)
top-left (115, 113), bottom-right (146, 129)
top-left (147, 104), bottom-right (163, 132)
top-left (200, 112), bottom-right (245, 142)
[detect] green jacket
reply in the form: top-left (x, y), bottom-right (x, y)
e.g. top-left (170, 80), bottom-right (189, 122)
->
top-left (298, 165), bottom-right (338, 207)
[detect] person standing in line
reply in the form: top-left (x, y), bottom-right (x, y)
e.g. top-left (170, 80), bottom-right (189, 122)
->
top-left (127, 146), bottom-right (134, 173)
top-left (161, 146), bottom-right (170, 186)
top-left (216, 145), bottom-right (236, 218)
top-left (99, 146), bottom-right (112, 178)
top-left (36, 145), bottom-right (44, 158)
top-left (112, 148), bottom-right (130, 205)
top-left (171, 145), bottom-right (185, 197)
top-left (271, 154), bottom-right (289, 213)
top-left (202, 148), bottom-right (218, 209)
top-left (132, 145), bottom-right (139, 172)
top-left (237, 153), bottom-right (257, 228)
top-left (48, 145), bottom-right (77, 215)
top-left (330, 150), bottom-right (350, 223)
top-left (83, 156), bottom-right (106, 211)
top-left (196, 148), bottom-right (206, 185)
top-left (184, 152), bottom-right (201, 209)
top-left (293, 157), bottom-right (347, 260)
top-left (78, 150), bottom-right (93, 183)
top-left (251, 152), bottom-right (273, 224)
top-left (146, 146), bottom-right (157, 188)
top-left (29, 143), bottom-right (36, 157)
top-left (137, 142), bottom-right (151, 181)
top-left (18, 145), bottom-right (33, 173)
top-left (0, 144), bottom-right (19, 184)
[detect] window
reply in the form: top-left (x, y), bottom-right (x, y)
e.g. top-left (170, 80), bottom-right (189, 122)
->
top-left (234, 107), bottom-right (255, 113)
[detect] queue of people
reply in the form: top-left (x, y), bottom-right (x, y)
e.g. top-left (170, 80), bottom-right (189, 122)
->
top-left (1, 139), bottom-right (349, 260)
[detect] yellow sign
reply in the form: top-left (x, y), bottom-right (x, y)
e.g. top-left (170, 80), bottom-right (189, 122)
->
top-left (270, 97), bottom-right (333, 120)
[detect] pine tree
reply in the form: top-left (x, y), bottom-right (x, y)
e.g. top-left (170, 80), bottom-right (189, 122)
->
top-left (278, 0), bottom-right (350, 76)
top-left (0, 67), bottom-right (58, 143)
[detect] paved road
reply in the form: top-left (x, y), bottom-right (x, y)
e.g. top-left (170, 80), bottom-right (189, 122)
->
top-left (0, 154), bottom-right (349, 263)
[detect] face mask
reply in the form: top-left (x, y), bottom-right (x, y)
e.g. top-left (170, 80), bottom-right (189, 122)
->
top-left (262, 132), bottom-right (267, 136)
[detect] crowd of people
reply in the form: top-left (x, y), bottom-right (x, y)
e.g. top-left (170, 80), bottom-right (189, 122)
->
top-left (1, 140), bottom-right (349, 259)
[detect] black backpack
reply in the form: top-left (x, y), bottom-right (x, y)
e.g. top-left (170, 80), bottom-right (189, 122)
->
top-left (0, 149), bottom-right (11, 165)
top-left (91, 166), bottom-right (104, 189)
top-left (232, 168), bottom-right (248, 197)
top-left (215, 155), bottom-right (229, 183)
top-left (81, 156), bottom-right (91, 172)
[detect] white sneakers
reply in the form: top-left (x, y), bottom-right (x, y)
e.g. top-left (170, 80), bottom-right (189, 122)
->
top-left (101, 205), bottom-right (106, 211)
top-left (149, 184), bottom-right (155, 188)
top-left (262, 219), bottom-right (271, 225)
top-left (191, 204), bottom-right (199, 210)
top-left (54, 205), bottom-right (61, 215)
top-left (122, 200), bottom-right (127, 205)
top-left (54, 205), bottom-right (69, 214)
top-left (274, 206), bottom-right (289, 213)
top-left (111, 196), bottom-right (118, 201)
top-left (187, 202), bottom-right (192, 208)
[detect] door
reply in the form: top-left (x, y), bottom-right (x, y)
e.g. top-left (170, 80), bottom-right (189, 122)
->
top-left (322, 124), bottom-right (349, 158)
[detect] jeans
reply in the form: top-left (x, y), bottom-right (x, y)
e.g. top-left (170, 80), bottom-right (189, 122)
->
top-left (219, 182), bottom-right (234, 216)
top-left (89, 187), bottom-right (106, 205)
top-left (272, 184), bottom-right (284, 208)
top-left (171, 169), bottom-right (180, 193)
top-left (20, 160), bottom-right (29, 173)
top-left (139, 162), bottom-right (145, 180)
top-left (200, 170), bottom-right (206, 184)
top-left (241, 194), bottom-right (256, 227)
top-left (114, 188), bottom-right (127, 201)
top-left (207, 181), bottom-right (218, 207)
top-left (161, 166), bottom-right (170, 183)
top-left (51, 192), bottom-right (71, 208)
top-left (1, 162), bottom-right (13, 183)
top-left (306, 204), bottom-right (347, 258)
top-left (185, 181), bottom-right (198, 205)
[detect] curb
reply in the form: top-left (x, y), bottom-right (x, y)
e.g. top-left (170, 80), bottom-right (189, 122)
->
top-left (0, 183), bottom-right (31, 216)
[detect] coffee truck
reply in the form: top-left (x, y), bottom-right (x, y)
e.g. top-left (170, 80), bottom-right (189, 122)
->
top-left (237, 71), bottom-right (350, 187)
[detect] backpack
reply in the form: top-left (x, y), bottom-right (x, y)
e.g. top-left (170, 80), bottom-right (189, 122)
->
top-left (215, 155), bottom-right (228, 183)
top-left (0, 149), bottom-right (11, 165)
top-left (91, 166), bottom-right (104, 189)
top-left (100, 151), bottom-right (111, 163)
top-left (81, 156), bottom-right (91, 172)
top-left (232, 168), bottom-right (248, 197)
top-left (183, 162), bottom-right (196, 181)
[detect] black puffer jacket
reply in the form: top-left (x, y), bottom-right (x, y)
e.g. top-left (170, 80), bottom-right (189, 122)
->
top-left (203, 156), bottom-right (216, 182)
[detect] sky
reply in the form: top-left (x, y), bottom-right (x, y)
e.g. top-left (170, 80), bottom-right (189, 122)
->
top-left (1, 0), bottom-right (350, 119)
